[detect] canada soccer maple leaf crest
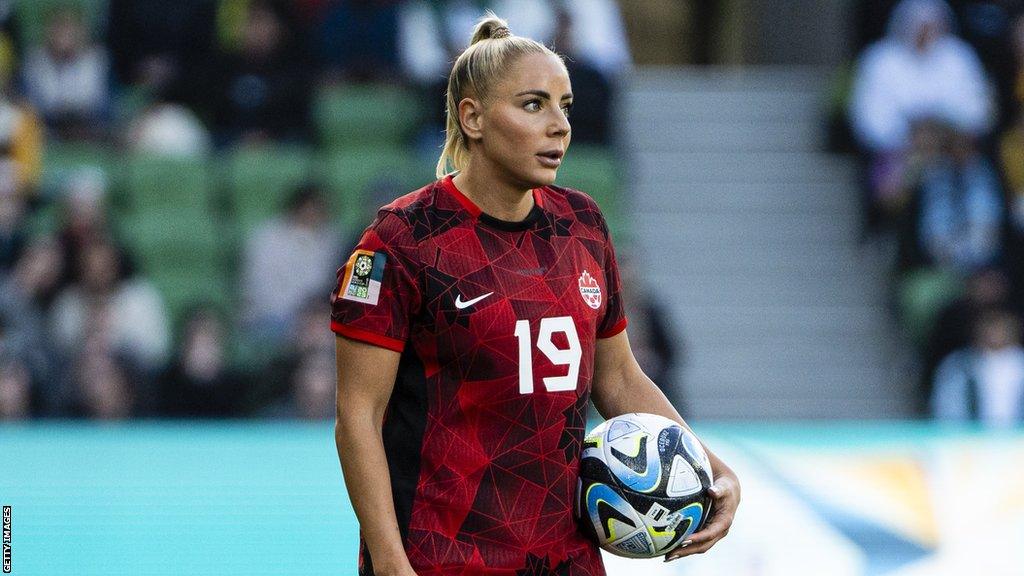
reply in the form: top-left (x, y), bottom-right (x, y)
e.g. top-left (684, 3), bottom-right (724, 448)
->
top-left (578, 270), bottom-right (602, 309)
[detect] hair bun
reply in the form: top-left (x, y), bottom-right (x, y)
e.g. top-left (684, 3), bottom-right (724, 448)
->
top-left (470, 14), bottom-right (513, 44)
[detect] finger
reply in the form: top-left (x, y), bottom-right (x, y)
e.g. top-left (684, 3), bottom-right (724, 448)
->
top-left (663, 540), bottom-right (693, 561)
top-left (666, 537), bottom-right (718, 560)
top-left (708, 477), bottom-right (738, 502)
top-left (685, 513), bottom-right (733, 546)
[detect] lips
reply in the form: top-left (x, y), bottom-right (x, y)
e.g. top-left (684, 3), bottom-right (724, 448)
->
top-left (537, 149), bottom-right (564, 167)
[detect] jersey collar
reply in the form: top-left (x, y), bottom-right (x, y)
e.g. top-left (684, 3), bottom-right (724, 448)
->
top-left (441, 174), bottom-right (545, 231)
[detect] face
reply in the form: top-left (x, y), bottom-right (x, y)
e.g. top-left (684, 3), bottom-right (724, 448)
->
top-left (913, 19), bottom-right (942, 52)
top-left (462, 51), bottom-right (572, 189)
top-left (80, 242), bottom-right (118, 292)
top-left (47, 11), bottom-right (85, 58)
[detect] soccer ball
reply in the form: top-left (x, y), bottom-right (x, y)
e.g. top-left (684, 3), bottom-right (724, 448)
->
top-left (576, 413), bottom-right (714, 558)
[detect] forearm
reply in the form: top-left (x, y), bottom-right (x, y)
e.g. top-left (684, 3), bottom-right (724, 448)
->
top-left (592, 355), bottom-right (680, 422)
top-left (335, 415), bottom-right (414, 576)
top-left (592, 354), bottom-right (738, 485)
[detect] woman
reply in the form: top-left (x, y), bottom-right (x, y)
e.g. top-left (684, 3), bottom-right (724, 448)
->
top-left (332, 15), bottom-right (739, 575)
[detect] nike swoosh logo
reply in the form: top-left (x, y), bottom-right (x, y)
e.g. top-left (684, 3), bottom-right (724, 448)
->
top-left (455, 292), bottom-right (494, 309)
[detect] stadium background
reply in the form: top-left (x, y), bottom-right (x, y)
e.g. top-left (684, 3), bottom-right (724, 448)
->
top-left (1, 0), bottom-right (1023, 574)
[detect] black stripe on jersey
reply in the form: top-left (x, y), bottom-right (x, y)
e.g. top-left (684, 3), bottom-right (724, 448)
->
top-left (383, 348), bottom-right (430, 541)
top-left (362, 348), bottom-right (428, 575)
top-left (477, 204), bottom-right (544, 232)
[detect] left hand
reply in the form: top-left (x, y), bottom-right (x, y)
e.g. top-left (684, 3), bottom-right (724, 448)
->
top-left (664, 473), bottom-right (741, 562)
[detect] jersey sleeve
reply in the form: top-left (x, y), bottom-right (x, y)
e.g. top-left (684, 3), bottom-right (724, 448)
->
top-left (596, 216), bottom-right (627, 339)
top-left (330, 210), bottom-right (421, 352)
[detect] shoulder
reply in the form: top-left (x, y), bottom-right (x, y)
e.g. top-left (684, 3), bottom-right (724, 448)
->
top-left (364, 179), bottom-right (447, 251)
top-left (541, 183), bottom-right (612, 236)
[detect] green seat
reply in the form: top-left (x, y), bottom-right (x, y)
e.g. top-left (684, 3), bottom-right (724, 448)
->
top-left (41, 141), bottom-right (115, 193)
top-left (314, 83), bottom-right (424, 148)
top-left (148, 269), bottom-right (232, 334)
top-left (556, 145), bottom-right (622, 236)
top-left (225, 144), bottom-right (315, 230)
top-left (33, 142), bottom-right (114, 237)
top-left (898, 267), bottom-right (965, 347)
top-left (122, 154), bottom-right (213, 214)
top-left (116, 211), bottom-right (224, 274)
top-left (14, 0), bottom-right (107, 47)
top-left (318, 145), bottom-right (424, 231)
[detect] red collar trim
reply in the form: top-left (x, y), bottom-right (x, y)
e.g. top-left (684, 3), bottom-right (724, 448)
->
top-left (441, 174), bottom-right (481, 217)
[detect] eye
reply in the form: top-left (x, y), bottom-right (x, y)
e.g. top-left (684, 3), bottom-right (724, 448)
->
top-left (561, 102), bottom-right (573, 117)
top-left (524, 99), bottom-right (542, 112)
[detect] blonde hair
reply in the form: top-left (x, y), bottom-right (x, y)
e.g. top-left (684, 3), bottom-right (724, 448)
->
top-left (436, 13), bottom-right (561, 178)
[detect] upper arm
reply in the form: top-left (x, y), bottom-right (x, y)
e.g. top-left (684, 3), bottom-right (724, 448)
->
top-left (335, 335), bottom-right (402, 428)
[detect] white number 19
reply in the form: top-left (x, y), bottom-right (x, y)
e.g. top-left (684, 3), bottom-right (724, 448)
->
top-left (514, 316), bottom-right (582, 394)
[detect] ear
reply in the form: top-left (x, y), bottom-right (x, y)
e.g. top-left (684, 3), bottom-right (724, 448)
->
top-left (458, 97), bottom-right (484, 142)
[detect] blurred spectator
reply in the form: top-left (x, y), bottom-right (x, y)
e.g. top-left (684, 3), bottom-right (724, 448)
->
top-left (0, 353), bottom-right (32, 419)
top-left (849, 0), bottom-right (993, 229)
top-left (919, 267), bottom-right (1011, 410)
top-left (1000, 120), bottom-right (1024, 234)
top-left (241, 183), bottom-right (342, 343)
top-left (0, 64), bottom-right (41, 270)
top-left (55, 168), bottom-right (108, 285)
top-left (551, 5), bottom-right (613, 144)
top-left (258, 296), bottom-right (335, 418)
top-left (556, 0), bottom-right (632, 77)
top-left (931, 308), bottom-right (1024, 426)
top-left (0, 238), bottom-right (64, 412)
top-left (399, 0), bottom-right (628, 149)
top-left (315, 0), bottom-right (401, 81)
top-left (914, 127), bottom-right (1003, 272)
top-left (0, 62), bottom-right (43, 206)
top-left (999, 14), bottom-right (1024, 232)
top-left (106, 0), bottom-right (217, 100)
top-left (22, 6), bottom-right (110, 140)
top-left (617, 252), bottom-right (682, 404)
top-left (0, 191), bottom-right (25, 270)
top-left (291, 294), bottom-right (336, 358)
top-left (126, 101), bottom-right (212, 158)
top-left (49, 237), bottom-right (171, 375)
top-left (895, 123), bottom-right (1004, 345)
top-left (66, 351), bottom-right (135, 419)
top-left (0, 1), bottom-right (21, 63)
top-left (158, 307), bottom-right (242, 417)
top-left (208, 0), bottom-right (312, 145)
top-left (291, 352), bottom-right (335, 419)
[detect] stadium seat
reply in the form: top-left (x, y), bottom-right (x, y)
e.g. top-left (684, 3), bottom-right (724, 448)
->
top-left (114, 211), bottom-right (231, 331)
top-left (147, 268), bottom-right (233, 334)
top-left (27, 143), bottom-right (115, 238)
top-left (556, 145), bottom-right (623, 236)
top-left (115, 211), bottom-right (224, 273)
top-left (313, 83), bottom-right (424, 149)
top-left (224, 144), bottom-right (315, 230)
top-left (318, 145), bottom-right (429, 231)
top-left (14, 0), bottom-right (107, 47)
top-left (121, 154), bottom-right (213, 215)
top-left (41, 141), bottom-right (115, 192)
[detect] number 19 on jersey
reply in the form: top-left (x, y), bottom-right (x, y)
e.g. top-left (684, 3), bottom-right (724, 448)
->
top-left (514, 316), bottom-right (582, 394)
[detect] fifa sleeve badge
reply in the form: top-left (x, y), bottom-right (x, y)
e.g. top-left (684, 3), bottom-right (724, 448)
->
top-left (340, 249), bottom-right (387, 305)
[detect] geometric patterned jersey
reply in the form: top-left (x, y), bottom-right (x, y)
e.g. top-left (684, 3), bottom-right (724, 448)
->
top-left (330, 175), bottom-right (627, 575)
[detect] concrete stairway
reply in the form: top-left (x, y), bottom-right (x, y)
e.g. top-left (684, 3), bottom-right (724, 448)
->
top-left (618, 67), bottom-right (914, 419)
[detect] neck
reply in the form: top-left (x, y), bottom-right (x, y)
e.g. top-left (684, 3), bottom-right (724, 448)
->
top-left (453, 157), bottom-right (535, 222)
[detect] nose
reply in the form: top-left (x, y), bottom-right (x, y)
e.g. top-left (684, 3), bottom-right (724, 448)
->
top-left (549, 107), bottom-right (570, 137)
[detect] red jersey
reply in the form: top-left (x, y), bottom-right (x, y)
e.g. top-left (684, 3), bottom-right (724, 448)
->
top-left (330, 175), bottom-right (627, 576)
